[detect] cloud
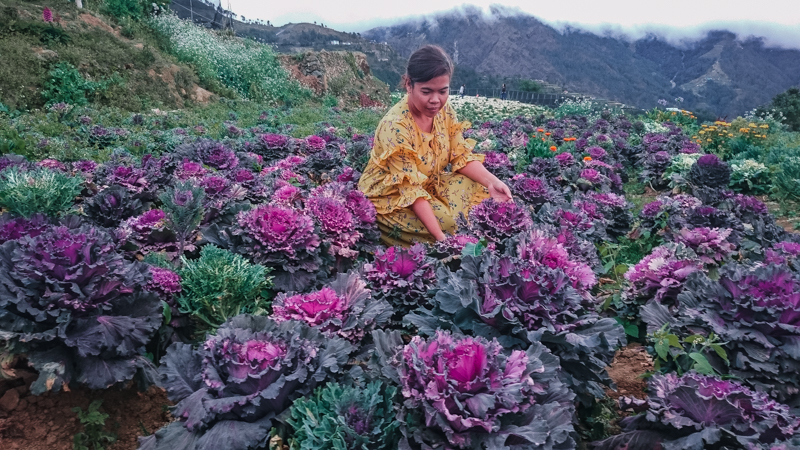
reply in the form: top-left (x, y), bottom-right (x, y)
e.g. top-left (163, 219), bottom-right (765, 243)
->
top-left (230, 0), bottom-right (800, 50)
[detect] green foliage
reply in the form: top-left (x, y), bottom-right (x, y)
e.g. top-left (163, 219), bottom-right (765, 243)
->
top-left (0, 8), bottom-right (72, 45)
top-left (524, 136), bottom-right (556, 163)
top-left (517, 79), bottom-right (541, 93)
top-left (0, 166), bottom-right (82, 218)
top-left (344, 52), bottom-right (364, 79)
top-left (287, 381), bottom-right (400, 450)
top-left (0, 130), bottom-right (27, 155)
top-left (729, 159), bottom-right (771, 195)
top-left (41, 62), bottom-right (117, 107)
top-left (764, 86), bottom-right (800, 132)
top-left (648, 324), bottom-right (728, 376)
top-left (772, 156), bottom-right (800, 202)
top-left (176, 245), bottom-right (272, 332)
top-left (72, 400), bottom-right (117, 450)
top-left (158, 181), bottom-right (205, 260)
top-left (322, 94), bottom-right (338, 108)
top-left (103, 0), bottom-right (145, 22)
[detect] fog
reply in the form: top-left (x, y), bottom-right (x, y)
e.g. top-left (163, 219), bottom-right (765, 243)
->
top-left (232, 0), bottom-right (800, 49)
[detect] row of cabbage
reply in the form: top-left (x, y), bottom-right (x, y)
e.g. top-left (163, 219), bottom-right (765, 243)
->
top-left (0, 106), bottom-right (798, 449)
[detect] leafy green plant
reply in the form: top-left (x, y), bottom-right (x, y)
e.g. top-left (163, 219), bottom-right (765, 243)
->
top-left (0, 166), bottom-right (82, 218)
top-left (103, 0), bottom-right (145, 22)
top-left (648, 324), bottom-right (728, 376)
top-left (72, 400), bottom-right (117, 450)
top-left (287, 381), bottom-right (400, 450)
top-left (729, 159), bottom-right (771, 194)
top-left (176, 245), bottom-right (272, 332)
top-left (158, 181), bottom-right (205, 261)
top-left (517, 78), bottom-right (541, 93)
top-left (41, 63), bottom-right (116, 107)
top-left (322, 94), bottom-right (338, 108)
top-left (773, 156), bottom-right (800, 202)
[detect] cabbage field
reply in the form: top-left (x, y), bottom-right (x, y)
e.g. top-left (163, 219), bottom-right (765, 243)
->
top-left (1, 96), bottom-right (800, 450)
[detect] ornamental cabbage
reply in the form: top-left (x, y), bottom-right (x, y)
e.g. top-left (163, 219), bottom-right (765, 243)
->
top-left (0, 220), bottom-right (161, 394)
top-left (305, 182), bottom-right (379, 261)
top-left (669, 227), bottom-right (736, 266)
top-left (508, 174), bottom-right (560, 210)
top-left (118, 209), bottom-right (192, 260)
top-left (406, 249), bottom-right (624, 406)
top-left (287, 381), bottom-right (401, 450)
top-left (363, 244), bottom-right (436, 319)
top-left (467, 198), bottom-right (532, 246)
top-left (765, 241), bottom-right (800, 268)
top-left (481, 151), bottom-right (515, 179)
top-left (622, 244), bottom-right (702, 306)
top-left (592, 372), bottom-right (800, 450)
top-left (272, 271), bottom-right (392, 343)
top-left (642, 263), bottom-right (800, 405)
top-left (138, 316), bottom-right (353, 450)
top-left (688, 153), bottom-right (731, 188)
top-left (371, 330), bottom-right (576, 450)
top-left (0, 213), bottom-right (50, 244)
top-left (84, 185), bottom-right (144, 228)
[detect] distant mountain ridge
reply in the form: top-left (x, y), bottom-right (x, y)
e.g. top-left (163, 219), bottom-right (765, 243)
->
top-left (363, 8), bottom-right (800, 117)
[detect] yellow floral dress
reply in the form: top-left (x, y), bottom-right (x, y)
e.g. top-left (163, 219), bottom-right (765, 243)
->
top-left (358, 96), bottom-right (489, 246)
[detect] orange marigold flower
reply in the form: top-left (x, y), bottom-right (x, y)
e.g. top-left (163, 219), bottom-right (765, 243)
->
top-left (545, 132), bottom-right (551, 136)
top-left (550, 146), bottom-right (557, 151)
top-left (583, 156), bottom-right (592, 161)
top-left (537, 128), bottom-right (544, 132)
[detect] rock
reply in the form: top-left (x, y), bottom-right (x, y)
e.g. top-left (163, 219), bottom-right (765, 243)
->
top-left (0, 388), bottom-right (20, 411)
top-left (133, 43), bottom-right (144, 50)
top-left (192, 86), bottom-right (214, 104)
top-left (13, 385), bottom-right (27, 396)
top-left (33, 47), bottom-right (58, 61)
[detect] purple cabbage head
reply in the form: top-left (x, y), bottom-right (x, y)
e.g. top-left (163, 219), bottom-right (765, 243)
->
top-left (0, 221), bottom-right (161, 393)
top-left (623, 244), bottom-right (703, 306)
top-left (0, 213), bottom-right (50, 244)
top-left (363, 244), bottom-right (436, 317)
top-left (670, 227), bottom-right (736, 265)
top-left (467, 199), bottom-right (533, 245)
top-left (141, 316), bottom-right (353, 450)
top-left (372, 330), bottom-right (575, 449)
top-left (306, 182), bottom-right (379, 259)
top-left (272, 271), bottom-right (391, 343)
top-left (508, 174), bottom-right (559, 209)
top-left (84, 185), bottom-right (144, 228)
top-left (688, 153), bottom-right (731, 188)
top-left (593, 372), bottom-right (800, 450)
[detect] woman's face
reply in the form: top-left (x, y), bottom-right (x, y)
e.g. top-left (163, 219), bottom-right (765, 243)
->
top-left (406, 74), bottom-right (450, 119)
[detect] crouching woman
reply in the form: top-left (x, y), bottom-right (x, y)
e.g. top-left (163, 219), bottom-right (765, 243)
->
top-left (358, 45), bottom-right (513, 246)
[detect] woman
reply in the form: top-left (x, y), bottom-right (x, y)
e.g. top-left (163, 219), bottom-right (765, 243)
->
top-left (358, 45), bottom-right (513, 246)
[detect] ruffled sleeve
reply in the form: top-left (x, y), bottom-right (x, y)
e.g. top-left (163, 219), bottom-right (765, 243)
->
top-left (360, 118), bottom-right (432, 215)
top-left (444, 104), bottom-right (485, 172)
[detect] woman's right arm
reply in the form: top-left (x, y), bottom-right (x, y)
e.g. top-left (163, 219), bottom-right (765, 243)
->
top-left (410, 197), bottom-right (445, 241)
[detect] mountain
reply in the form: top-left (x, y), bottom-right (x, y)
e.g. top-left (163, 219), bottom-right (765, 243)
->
top-left (363, 7), bottom-right (800, 117)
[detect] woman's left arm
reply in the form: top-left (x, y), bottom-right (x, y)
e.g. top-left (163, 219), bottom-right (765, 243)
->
top-left (457, 161), bottom-right (513, 202)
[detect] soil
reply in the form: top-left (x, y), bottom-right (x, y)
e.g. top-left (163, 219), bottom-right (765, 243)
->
top-left (0, 369), bottom-right (173, 450)
top-left (605, 343), bottom-right (653, 402)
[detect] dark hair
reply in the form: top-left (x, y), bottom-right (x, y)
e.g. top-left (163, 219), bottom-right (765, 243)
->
top-left (403, 45), bottom-right (453, 87)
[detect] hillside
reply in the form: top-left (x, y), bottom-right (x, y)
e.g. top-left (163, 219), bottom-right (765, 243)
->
top-left (0, 0), bottom-right (217, 111)
top-left (363, 7), bottom-right (800, 117)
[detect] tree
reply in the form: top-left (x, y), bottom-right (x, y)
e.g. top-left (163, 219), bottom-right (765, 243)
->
top-left (769, 87), bottom-right (800, 132)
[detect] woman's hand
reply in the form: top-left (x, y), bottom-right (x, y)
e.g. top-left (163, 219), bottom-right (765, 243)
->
top-left (488, 180), bottom-right (513, 202)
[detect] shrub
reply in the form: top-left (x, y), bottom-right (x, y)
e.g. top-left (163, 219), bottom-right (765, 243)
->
top-left (0, 166), bottom-right (82, 218)
top-left (286, 381), bottom-right (400, 450)
top-left (773, 157), bottom-right (800, 202)
top-left (176, 245), bottom-right (272, 332)
top-left (41, 63), bottom-right (114, 107)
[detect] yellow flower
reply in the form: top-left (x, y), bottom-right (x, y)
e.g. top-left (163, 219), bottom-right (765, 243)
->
top-left (749, 123), bottom-right (757, 127)
top-left (760, 124), bottom-right (769, 129)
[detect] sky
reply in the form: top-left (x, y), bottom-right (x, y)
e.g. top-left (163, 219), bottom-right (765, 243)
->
top-left (228, 0), bottom-right (800, 48)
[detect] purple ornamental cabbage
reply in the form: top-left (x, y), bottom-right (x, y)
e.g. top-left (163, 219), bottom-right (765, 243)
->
top-left (305, 182), bottom-right (379, 259)
top-left (688, 153), bottom-right (731, 188)
top-left (139, 316), bottom-right (353, 450)
top-left (0, 221), bottom-right (161, 394)
top-left (592, 372), bottom-right (800, 450)
top-left (84, 185), bottom-right (144, 228)
top-left (305, 135), bottom-right (327, 152)
top-left (555, 152), bottom-right (575, 166)
top-left (175, 159), bottom-right (207, 181)
top-left (508, 174), bottom-right (560, 209)
top-left (670, 227), bottom-right (736, 265)
top-left (372, 330), bottom-right (575, 450)
top-left (643, 263), bottom-right (800, 404)
top-left (579, 192), bottom-right (633, 239)
top-left (765, 241), bottom-right (800, 267)
top-left (586, 146), bottom-right (608, 159)
top-left (363, 244), bottom-right (436, 318)
top-left (512, 229), bottom-right (597, 295)
top-left (467, 199), bottom-right (533, 245)
top-left (579, 168), bottom-right (603, 185)
top-left (0, 213), bottom-right (50, 244)
top-left (623, 244), bottom-right (702, 306)
top-left (272, 271), bottom-right (392, 343)
top-left (406, 249), bottom-right (625, 405)
top-left (678, 206), bottom-right (745, 244)
top-left (118, 209), bottom-right (193, 260)
top-left (433, 234), bottom-right (480, 257)
top-left (482, 151), bottom-right (515, 179)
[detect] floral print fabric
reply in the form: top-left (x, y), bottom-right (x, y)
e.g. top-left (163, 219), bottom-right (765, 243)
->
top-left (358, 96), bottom-right (488, 246)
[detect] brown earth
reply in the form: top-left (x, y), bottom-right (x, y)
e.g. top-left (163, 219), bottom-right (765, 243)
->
top-left (78, 12), bottom-right (121, 37)
top-left (605, 343), bottom-right (653, 402)
top-left (0, 369), bottom-right (173, 450)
